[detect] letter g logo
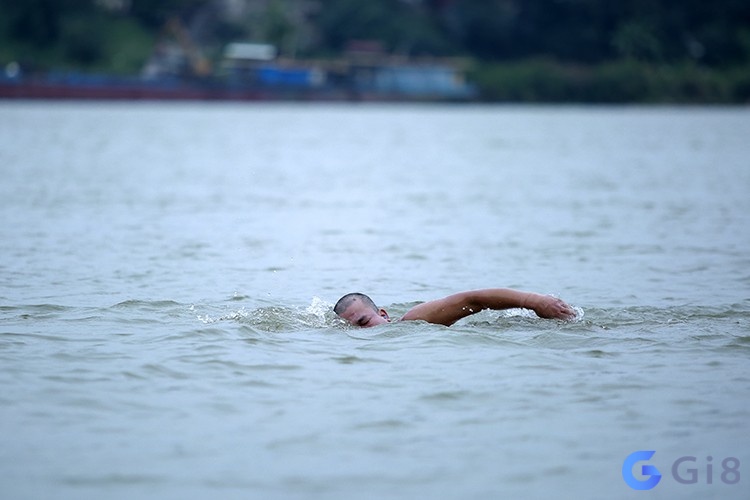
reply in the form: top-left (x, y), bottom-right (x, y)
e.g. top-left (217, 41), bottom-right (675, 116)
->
top-left (623, 450), bottom-right (662, 490)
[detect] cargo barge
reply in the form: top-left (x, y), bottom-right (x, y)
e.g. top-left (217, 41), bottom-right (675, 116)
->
top-left (0, 45), bottom-right (476, 103)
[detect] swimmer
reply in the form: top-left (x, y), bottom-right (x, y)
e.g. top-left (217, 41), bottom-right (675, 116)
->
top-left (334, 288), bottom-right (575, 328)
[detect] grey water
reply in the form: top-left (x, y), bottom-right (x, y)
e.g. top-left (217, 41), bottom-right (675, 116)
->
top-left (1, 102), bottom-right (749, 500)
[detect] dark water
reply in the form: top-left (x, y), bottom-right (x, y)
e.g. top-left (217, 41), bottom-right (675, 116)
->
top-left (1, 102), bottom-right (749, 499)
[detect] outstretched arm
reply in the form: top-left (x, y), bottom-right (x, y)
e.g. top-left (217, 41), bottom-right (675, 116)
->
top-left (400, 288), bottom-right (575, 326)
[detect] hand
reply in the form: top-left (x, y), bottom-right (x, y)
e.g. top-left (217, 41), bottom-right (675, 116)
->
top-left (526, 294), bottom-right (576, 320)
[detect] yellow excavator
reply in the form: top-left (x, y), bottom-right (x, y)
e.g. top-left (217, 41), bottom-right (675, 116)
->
top-left (163, 16), bottom-right (212, 77)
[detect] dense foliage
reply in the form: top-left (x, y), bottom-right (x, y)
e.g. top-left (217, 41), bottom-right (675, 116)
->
top-left (1, 0), bottom-right (749, 102)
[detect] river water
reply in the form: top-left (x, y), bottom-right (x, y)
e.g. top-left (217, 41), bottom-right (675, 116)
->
top-left (1, 102), bottom-right (748, 499)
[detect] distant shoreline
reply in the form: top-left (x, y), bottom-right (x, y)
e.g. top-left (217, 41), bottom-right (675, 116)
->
top-left (471, 59), bottom-right (750, 104)
top-left (4, 59), bottom-right (748, 104)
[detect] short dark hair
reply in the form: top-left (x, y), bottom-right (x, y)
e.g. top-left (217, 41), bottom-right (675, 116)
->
top-left (333, 293), bottom-right (378, 316)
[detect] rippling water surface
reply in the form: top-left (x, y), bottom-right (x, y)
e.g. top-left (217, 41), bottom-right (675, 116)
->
top-left (1, 102), bottom-right (749, 499)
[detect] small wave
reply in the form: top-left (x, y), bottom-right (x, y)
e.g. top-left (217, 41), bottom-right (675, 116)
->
top-left (586, 304), bottom-right (748, 327)
top-left (61, 473), bottom-right (166, 486)
top-left (0, 303), bottom-right (73, 313)
top-left (0, 303), bottom-right (76, 321)
top-left (111, 299), bottom-right (183, 310)
top-left (726, 335), bottom-right (750, 351)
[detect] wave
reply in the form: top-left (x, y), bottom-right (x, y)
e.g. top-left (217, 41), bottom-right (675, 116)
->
top-left (0, 303), bottom-right (76, 320)
top-left (3, 298), bottom-right (746, 351)
top-left (111, 299), bottom-right (184, 310)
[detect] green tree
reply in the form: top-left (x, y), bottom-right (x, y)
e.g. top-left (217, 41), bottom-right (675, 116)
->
top-left (315, 0), bottom-right (451, 56)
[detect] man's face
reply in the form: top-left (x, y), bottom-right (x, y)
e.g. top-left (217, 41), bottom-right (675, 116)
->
top-left (337, 299), bottom-right (390, 328)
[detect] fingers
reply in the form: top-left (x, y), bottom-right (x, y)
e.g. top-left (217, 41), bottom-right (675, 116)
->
top-left (528, 294), bottom-right (575, 320)
top-left (542, 297), bottom-right (575, 320)
top-left (559, 303), bottom-right (576, 320)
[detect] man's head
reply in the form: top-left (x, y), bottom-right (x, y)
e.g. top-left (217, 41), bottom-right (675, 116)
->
top-left (334, 293), bottom-right (390, 328)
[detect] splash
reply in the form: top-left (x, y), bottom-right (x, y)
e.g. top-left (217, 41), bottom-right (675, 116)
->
top-left (196, 307), bottom-right (249, 324)
top-left (571, 305), bottom-right (585, 321)
top-left (194, 297), bottom-right (340, 331)
top-left (304, 296), bottom-right (334, 327)
top-left (496, 305), bottom-right (584, 321)
top-left (194, 297), bottom-right (583, 330)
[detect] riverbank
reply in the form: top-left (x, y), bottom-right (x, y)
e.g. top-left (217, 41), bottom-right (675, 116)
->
top-left (472, 59), bottom-right (750, 104)
top-left (5, 58), bottom-right (748, 104)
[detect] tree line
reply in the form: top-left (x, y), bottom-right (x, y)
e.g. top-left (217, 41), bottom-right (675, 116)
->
top-left (2, 0), bottom-right (749, 102)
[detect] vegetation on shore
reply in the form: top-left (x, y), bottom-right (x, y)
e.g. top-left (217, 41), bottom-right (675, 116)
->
top-left (1, 0), bottom-right (749, 103)
top-left (472, 59), bottom-right (750, 103)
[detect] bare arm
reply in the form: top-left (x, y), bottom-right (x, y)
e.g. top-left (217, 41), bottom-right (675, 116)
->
top-left (400, 288), bottom-right (575, 326)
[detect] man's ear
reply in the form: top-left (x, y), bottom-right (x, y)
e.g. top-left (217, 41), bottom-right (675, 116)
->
top-left (379, 308), bottom-right (390, 321)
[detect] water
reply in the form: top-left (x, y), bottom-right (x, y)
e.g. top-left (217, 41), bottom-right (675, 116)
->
top-left (1, 102), bottom-right (749, 500)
